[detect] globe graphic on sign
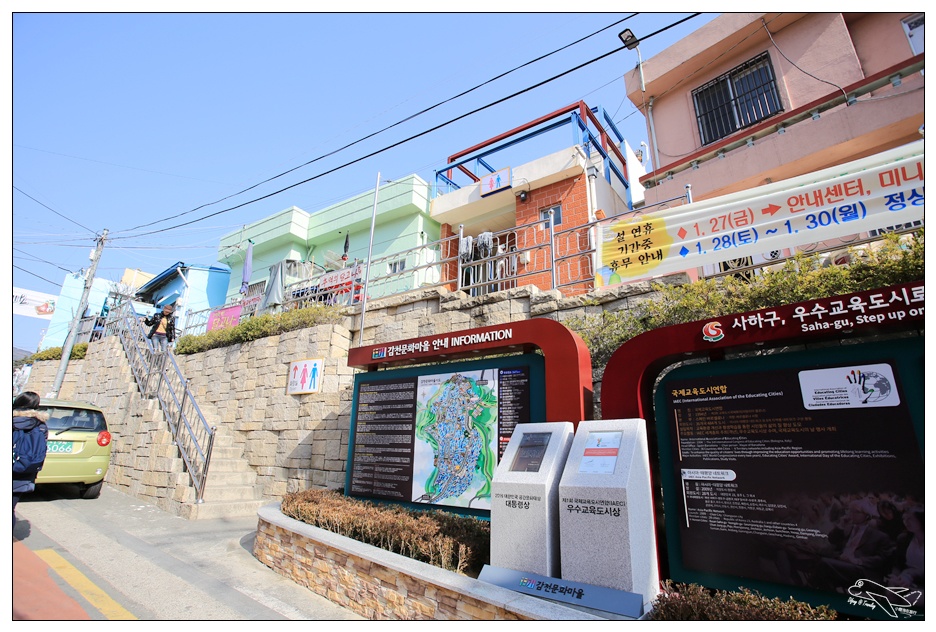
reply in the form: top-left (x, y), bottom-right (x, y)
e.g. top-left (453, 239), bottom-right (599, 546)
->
top-left (858, 371), bottom-right (891, 403)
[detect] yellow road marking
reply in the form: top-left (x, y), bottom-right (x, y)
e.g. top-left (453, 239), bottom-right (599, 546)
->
top-left (34, 549), bottom-right (138, 620)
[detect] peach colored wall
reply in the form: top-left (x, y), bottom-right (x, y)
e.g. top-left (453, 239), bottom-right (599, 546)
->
top-left (650, 91), bottom-right (697, 166)
top-left (846, 13), bottom-right (921, 76)
top-left (651, 13), bottom-right (869, 166)
top-left (768, 14), bottom-right (863, 106)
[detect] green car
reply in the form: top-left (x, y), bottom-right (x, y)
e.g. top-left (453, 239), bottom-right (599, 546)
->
top-left (34, 399), bottom-right (113, 499)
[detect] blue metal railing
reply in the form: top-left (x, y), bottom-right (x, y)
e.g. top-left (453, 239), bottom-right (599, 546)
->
top-left (433, 104), bottom-right (630, 197)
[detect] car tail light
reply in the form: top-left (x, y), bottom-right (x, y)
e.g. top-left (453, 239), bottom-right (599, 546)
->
top-left (97, 431), bottom-right (112, 447)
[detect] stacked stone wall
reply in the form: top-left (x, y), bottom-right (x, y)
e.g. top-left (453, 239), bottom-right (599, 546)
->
top-left (23, 279), bottom-right (678, 507)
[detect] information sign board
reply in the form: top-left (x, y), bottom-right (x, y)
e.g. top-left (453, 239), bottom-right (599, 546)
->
top-left (347, 354), bottom-right (545, 515)
top-left (655, 337), bottom-right (924, 620)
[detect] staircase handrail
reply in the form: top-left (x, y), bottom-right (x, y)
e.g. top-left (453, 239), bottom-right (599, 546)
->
top-left (110, 301), bottom-right (216, 503)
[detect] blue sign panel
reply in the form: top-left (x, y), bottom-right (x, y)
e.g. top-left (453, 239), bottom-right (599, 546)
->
top-left (478, 564), bottom-right (643, 618)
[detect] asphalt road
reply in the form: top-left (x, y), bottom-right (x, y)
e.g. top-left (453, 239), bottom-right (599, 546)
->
top-left (13, 484), bottom-right (364, 621)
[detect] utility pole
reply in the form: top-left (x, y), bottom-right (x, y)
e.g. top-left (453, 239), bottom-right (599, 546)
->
top-left (49, 229), bottom-right (108, 398)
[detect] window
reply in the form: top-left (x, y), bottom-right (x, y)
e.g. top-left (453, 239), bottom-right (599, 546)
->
top-left (693, 52), bottom-right (783, 145)
top-left (869, 220), bottom-right (923, 238)
top-left (244, 280), bottom-right (266, 298)
top-left (540, 205), bottom-right (562, 228)
top-left (903, 14), bottom-right (924, 55)
top-left (387, 259), bottom-right (407, 274)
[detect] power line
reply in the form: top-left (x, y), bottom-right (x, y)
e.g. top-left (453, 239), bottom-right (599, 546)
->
top-left (630, 13), bottom-right (700, 46)
top-left (12, 248), bottom-right (74, 272)
top-left (12, 264), bottom-right (63, 288)
top-left (13, 144), bottom-right (231, 185)
top-left (112, 14), bottom-right (639, 235)
top-left (113, 39), bottom-right (639, 241)
top-left (13, 186), bottom-right (100, 236)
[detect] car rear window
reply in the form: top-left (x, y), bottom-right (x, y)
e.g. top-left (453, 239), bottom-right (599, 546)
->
top-left (42, 407), bottom-right (108, 433)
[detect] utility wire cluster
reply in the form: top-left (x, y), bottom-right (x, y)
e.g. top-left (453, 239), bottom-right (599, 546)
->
top-left (14, 14), bottom-right (705, 285)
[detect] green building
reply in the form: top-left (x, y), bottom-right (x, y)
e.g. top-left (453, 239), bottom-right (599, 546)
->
top-left (216, 174), bottom-right (439, 307)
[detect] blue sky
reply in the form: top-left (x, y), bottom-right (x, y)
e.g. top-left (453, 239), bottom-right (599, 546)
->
top-left (11, 10), bottom-right (717, 353)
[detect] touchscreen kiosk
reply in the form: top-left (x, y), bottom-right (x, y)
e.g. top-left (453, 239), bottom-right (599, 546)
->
top-left (558, 419), bottom-right (659, 614)
top-left (490, 422), bottom-right (574, 577)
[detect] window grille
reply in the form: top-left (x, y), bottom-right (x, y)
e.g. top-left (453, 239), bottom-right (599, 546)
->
top-left (869, 220), bottom-right (923, 238)
top-left (244, 280), bottom-right (266, 298)
top-left (693, 52), bottom-right (783, 145)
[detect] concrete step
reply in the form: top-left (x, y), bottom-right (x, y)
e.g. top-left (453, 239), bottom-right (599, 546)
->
top-left (210, 433), bottom-right (235, 448)
top-left (200, 484), bottom-right (263, 503)
top-left (207, 458), bottom-right (255, 473)
top-left (210, 445), bottom-right (250, 460)
top-left (204, 470), bottom-right (258, 486)
top-left (181, 499), bottom-right (268, 520)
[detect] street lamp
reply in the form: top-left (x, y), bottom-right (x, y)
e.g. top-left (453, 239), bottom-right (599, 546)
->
top-left (618, 29), bottom-right (645, 91)
top-left (618, 28), bottom-right (657, 170)
top-left (618, 29), bottom-right (640, 50)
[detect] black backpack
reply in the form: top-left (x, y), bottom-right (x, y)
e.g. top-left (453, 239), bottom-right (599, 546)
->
top-left (13, 424), bottom-right (48, 476)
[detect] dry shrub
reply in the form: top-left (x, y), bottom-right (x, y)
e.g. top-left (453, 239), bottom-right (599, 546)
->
top-left (649, 581), bottom-right (837, 621)
top-left (280, 489), bottom-right (490, 576)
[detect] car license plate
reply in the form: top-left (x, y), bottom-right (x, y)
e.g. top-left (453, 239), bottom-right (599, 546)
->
top-left (46, 441), bottom-right (74, 454)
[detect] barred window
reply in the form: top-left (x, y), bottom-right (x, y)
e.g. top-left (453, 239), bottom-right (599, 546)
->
top-left (693, 52), bottom-right (783, 145)
top-left (244, 280), bottom-right (266, 298)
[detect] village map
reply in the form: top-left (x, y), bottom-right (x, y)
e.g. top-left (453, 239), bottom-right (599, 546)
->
top-left (412, 371), bottom-right (498, 510)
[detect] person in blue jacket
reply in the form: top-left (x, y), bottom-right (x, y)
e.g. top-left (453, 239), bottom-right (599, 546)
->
top-left (13, 391), bottom-right (48, 527)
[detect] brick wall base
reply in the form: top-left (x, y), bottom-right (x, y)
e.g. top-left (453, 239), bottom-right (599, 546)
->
top-left (253, 503), bottom-right (608, 620)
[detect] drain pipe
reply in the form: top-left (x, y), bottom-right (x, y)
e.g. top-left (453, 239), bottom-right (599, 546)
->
top-left (585, 163), bottom-right (599, 284)
top-left (648, 97), bottom-right (660, 174)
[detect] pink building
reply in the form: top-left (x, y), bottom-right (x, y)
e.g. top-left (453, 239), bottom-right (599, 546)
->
top-left (624, 12), bottom-right (923, 243)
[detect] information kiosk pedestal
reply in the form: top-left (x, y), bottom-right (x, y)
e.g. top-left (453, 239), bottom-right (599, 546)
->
top-left (558, 419), bottom-right (659, 613)
top-left (490, 422), bottom-right (574, 577)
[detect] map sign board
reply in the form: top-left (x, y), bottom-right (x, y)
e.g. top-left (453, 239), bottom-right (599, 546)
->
top-left (654, 337), bottom-right (924, 621)
top-left (347, 354), bottom-right (545, 515)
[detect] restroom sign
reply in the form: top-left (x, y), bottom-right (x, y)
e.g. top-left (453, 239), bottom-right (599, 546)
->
top-left (288, 358), bottom-right (324, 395)
top-left (480, 167), bottom-right (512, 197)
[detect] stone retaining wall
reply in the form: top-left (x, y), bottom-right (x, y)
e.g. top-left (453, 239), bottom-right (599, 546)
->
top-left (24, 280), bottom-right (677, 509)
top-left (253, 503), bottom-right (609, 620)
